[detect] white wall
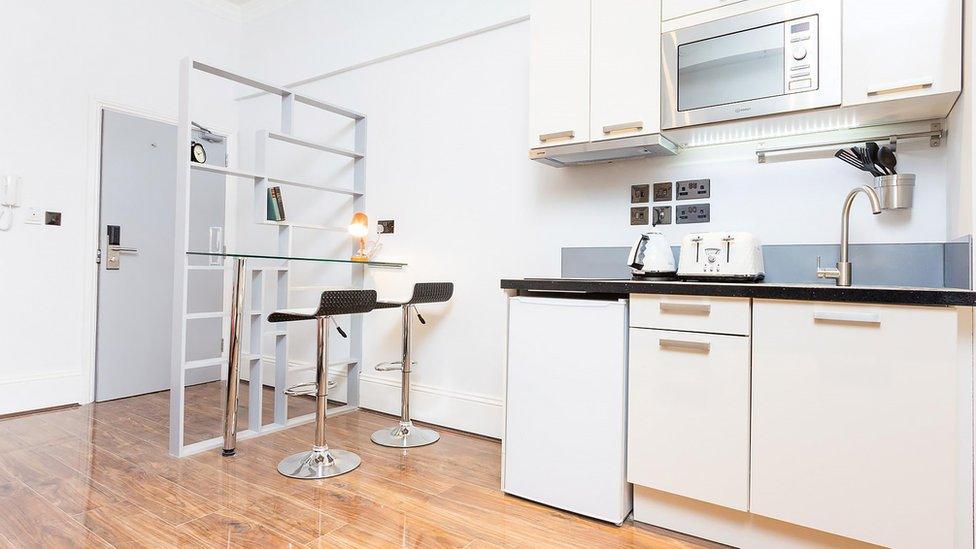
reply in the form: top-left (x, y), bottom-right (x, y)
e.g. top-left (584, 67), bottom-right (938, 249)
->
top-left (238, 0), bottom-right (957, 438)
top-left (0, 0), bottom-right (241, 414)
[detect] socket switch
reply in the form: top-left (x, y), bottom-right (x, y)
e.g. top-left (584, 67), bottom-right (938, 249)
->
top-left (651, 206), bottom-right (672, 225)
top-left (676, 203), bottom-right (710, 224)
top-left (631, 184), bottom-right (649, 204)
top-left (630, 206), bottom-right (649, 225)
top-left (676, 179), bottom-right (710, 200)
top-left (653, 182), bottom-right (673, 202)
top-left (377, 219), bottom-right (395, 234)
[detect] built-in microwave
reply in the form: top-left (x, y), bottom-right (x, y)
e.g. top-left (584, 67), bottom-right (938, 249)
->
top-left (661, 0), bottom-right (841, 129)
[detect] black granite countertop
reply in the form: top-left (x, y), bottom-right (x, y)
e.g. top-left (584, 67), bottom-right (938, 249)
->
top-left (500, 278), bottom-right (976, 307)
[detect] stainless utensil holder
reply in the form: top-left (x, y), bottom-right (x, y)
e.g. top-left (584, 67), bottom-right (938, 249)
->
top-left (874, 174), bottom-right (914, 210)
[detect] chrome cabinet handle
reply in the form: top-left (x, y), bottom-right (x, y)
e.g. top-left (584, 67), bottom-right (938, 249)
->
top-left (602, 121), bottom-right (644, 135)
top-left (867, 78), bottom-right (933, 97)
top-left (813, 311), bottom-right (881, 326)
top-left (539, 130), bottom-right (575, 143)
top-left (659, 302), bottom-right (711, 315)
top-left (659, 338), bottom-right (710, 353)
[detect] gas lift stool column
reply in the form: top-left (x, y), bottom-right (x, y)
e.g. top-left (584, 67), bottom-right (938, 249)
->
top-left (371, 282), bottom-right (454, 448)
top-left (268, 290), bottom-right (377, 479)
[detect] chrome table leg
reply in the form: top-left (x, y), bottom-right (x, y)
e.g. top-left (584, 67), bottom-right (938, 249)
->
top-left (222, 257), bottom-right (246, 456)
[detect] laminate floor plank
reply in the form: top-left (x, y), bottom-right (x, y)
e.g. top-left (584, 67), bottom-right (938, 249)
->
top-left (0, 384), bottom-right (713, 549)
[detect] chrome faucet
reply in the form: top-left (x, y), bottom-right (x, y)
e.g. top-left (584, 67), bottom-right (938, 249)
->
top-left (816, 185), bottom-right (883, 287)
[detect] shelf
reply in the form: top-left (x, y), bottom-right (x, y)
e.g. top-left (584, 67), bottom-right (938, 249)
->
top-left (267, 175), bottom-right (363, 197)
top-left (184, 312), bottom-right (226, 320)
top-left (190, 162), bottom-right (264, 180)
top-left (187, 251), bottom-right (406, 268)
top-left (256, 220), bottom-right (347, 232)
top-left (184, 357), bottom-right (224, 371)
top-left (267, 132), bottom-right (363, 159)
top-left (186, 264), bottom-right (225, 271)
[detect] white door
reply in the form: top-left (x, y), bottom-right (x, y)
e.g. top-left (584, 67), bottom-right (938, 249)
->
top-left (628, 327), bottom-right (750, 511)
top-left (528, 0), bottom-right (591, 148)
top-left (751, 300), bottom-right (959, 548)
top-left (590, 0), bottom-right (661, 141)
top-left (842, 0), bottom-right (961, 106)
top-left (95, 111), bottom-right (226, 401)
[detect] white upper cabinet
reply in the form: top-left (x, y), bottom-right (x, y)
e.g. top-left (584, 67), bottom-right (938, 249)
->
top-left (528, 0), bottom-right (591, 149)
top-left (842, 0), bottom-right (962, 107)
top-left (751, 300), bottom-right (959, 548)
top-left (590, 0), bottom-right (662, 142)
top-left (662, 0), bottom-right (746, 21)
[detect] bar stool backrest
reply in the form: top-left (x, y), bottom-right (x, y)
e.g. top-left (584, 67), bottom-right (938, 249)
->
top-left (407, 282), bottom-right (454, 305)
top-left (316, 289), bottom-right (378, 316)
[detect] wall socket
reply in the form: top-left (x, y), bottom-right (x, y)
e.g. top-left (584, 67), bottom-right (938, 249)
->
top-left (630, 206), bottom-right (649, 225)
top-left (676, 179), bottom-right (711, 200)
top-left (630, 184), bottom-right (649, 204)
top-left (377, 220), bottom-right (395, 234)
top-left (676, 203), bottom-right (710, 224)
top-left (652, 206), bottom-right (672, 225)
top-left (653, 182), bottom-right (673, 202)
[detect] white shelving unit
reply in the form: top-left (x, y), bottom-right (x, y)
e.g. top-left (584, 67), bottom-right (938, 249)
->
top-left (169, 59), bottom-right (374, 458)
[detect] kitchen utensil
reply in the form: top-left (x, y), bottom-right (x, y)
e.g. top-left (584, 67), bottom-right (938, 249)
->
top-left (878, 145), bottom-right (897, 174)
top-left (852, 146), bottom-right (883, 177)
top-left (865, 142), bottom-right (885, 175)
top-left (628, 232), bottom-right (677, 277)
top-left (676, 232), bottom-right (765, 281)
top-left (836, 149), bottom-right (877, 175)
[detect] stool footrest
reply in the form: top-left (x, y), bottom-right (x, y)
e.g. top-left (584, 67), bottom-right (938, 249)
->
top-left (374, 361), bottom-right (417, 372)
top-left (284, 380), bottom-right (337, 396)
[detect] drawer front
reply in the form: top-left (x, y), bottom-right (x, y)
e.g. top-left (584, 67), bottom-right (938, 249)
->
top-left (630, 294), bottom-right (750, 335)
top-left (628, 328), bottom-right (750, 510)
top-left (751, 299), bottom-right (958, 548)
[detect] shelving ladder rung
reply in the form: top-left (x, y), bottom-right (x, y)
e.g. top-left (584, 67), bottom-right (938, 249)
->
top-left (267, 131), bottom-right (363, 159)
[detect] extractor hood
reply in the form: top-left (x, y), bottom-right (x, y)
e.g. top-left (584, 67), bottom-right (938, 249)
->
top-left (529, 133), bottom-right (678, 167)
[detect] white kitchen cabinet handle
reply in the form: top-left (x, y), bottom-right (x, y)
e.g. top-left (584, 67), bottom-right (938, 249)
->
top-left (659, 302), bottom-right (711, 315)
top-left (602, 121), bottom-right (644, 135)
top-left (659, 338), bottom-right (710, 353)
top-left (813, 311), bottom-right (882, 326)
top-left (867, 77), bottom-right (934, 97)
top-left (539, 130), bottom-right (575, 143)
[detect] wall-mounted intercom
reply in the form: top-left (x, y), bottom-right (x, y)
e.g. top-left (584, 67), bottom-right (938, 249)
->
top-left (0, 175), bottom-right (21, 231)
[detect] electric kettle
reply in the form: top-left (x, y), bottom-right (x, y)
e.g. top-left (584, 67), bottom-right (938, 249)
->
top-left (627, 232), bottom-right (677, 277)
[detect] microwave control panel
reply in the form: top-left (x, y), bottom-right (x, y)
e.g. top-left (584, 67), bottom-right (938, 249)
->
top-left (784, 15), bottom-right (818, 94)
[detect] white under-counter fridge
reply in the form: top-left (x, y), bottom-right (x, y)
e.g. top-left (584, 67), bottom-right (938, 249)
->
top-left (503, 296), bottom-right (631, 524)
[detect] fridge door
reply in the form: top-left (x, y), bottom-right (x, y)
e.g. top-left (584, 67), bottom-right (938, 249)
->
top-left (504, 296), bottom-right (631, 523)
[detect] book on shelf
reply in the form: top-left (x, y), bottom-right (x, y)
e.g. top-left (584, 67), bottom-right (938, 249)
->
top-left (267, 186), bottom-right (286, 221)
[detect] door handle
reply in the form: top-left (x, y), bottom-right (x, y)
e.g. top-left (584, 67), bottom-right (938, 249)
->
top-left (659, 302), bottom-right (711, 315)
top-left (659, 338), bottom-right (710, 353)
top-left (603, 121), bottom-right (644, 135)
top-left (539, 130), bottom-right (575, 143)
top-left (105, 245), bottom-right (139, 270)
top-left (108, 245), bottom-right (139, 253)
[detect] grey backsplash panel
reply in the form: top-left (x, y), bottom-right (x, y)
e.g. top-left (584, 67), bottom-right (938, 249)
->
top-left (562, 241), bottom-right (972, 289)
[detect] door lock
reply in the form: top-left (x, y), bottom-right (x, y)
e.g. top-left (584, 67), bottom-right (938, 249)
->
top-left (105, 225), bottom-right (138, 270)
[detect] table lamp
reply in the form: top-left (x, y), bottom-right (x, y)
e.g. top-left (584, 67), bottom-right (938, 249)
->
top-left (349, 212), bottom-right (370, 261)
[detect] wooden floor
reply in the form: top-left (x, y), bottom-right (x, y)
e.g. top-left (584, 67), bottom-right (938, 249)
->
top-left (0, 388), bottom-right (715, 548)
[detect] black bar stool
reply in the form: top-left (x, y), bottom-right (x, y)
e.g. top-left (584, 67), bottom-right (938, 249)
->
top-left (371, 282), bottom-right (453, 448)
top-left (268, 289), bottom-right (377, 479)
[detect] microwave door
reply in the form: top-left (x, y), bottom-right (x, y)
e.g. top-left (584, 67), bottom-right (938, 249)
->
top-left (677, 23), bottom-right (785, 113)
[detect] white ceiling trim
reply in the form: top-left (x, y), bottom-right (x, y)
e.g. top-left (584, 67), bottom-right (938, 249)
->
top-left (183, 0), bottom-right (244, 22)
top-left (241, 0), bottom-right (300, 22)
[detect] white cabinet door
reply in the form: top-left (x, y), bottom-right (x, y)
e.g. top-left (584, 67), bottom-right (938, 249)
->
top-left (529, 0), bottom-right (591, 148)
top-left (751, 300), bottom-right (958, 548)
top-left (628, 328), bottom-right (750, 511)
top-left (842, 0), bottom-right (961, 107)
top-left (590, 0), bottom-right (661, 142)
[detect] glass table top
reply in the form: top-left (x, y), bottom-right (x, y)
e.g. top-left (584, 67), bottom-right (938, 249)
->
top-left (186, 251), bottom-right (406, 268)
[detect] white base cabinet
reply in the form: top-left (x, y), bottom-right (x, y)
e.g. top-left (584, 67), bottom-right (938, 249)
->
top-left (628, 327), bottom-right (750, 510)
top-left (751, 300), bottom-right (960, 548)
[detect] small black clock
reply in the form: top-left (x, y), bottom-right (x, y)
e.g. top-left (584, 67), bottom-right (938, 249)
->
top-left (190, 141), bottom-right (207, 164)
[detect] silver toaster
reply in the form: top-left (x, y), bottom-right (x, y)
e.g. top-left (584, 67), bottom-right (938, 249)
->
top-left (677, 232), bottom-right (765, 281)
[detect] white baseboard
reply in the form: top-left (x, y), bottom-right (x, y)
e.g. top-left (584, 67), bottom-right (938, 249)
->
top-left (359, 374), bottom-right (503, 438)
top-left (0, 370), bottom-right (83, 416)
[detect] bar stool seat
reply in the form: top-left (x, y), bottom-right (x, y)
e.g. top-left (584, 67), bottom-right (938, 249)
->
top-left (371, 282), bottom-right (453, 448)
top-left (269, 289), bottom-right (376, 479)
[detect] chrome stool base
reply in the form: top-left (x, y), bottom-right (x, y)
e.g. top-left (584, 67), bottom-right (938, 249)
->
top-left (277, 447), bottom-right (361, 479)
top-left (370, 422), bottom-right (440, 448)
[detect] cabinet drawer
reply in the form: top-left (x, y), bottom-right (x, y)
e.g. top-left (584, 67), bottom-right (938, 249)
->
top-left (628, 328), bottom-right (750, 510)
top-left (630, 294), bottom-right (750, 335)
top-left (751, 300), bottom-right (959, 548)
